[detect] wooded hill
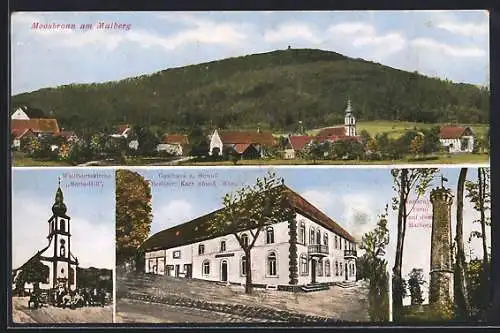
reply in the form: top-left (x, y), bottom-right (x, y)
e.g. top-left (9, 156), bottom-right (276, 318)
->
top-left (12, 48), bottom-right (489, 134)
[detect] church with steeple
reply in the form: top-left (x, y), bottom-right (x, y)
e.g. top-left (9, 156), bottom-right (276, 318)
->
top-left (314, 97), bottom-right (360, 142)
top-left (12, 178), bottom-right (79, 293)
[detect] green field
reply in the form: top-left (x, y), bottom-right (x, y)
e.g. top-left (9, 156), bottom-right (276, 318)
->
top-left (180, 153), bottom-right (489, 166)
top-left (11, 152), bottom-right (72, 167)
top-left (306, 121), bottom-right (489, 139)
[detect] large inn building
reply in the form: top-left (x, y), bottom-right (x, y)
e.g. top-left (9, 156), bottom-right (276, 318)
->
top-left (141, 185), bottom-right (357, 291)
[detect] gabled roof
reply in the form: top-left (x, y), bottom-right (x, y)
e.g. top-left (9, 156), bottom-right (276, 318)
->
top-left (12, 106), bottom-right (46, 119)
top-left (140, 184), bottom-right (355, 252)
top-left (114, 124), bottom-right (130, 135)
top-left (218, 130), bottom-right (275, 146)
top-left (161, 134), bottom-right (189, 145)
top-left (439, 126), bottom-right (473, 139)
top-left (315, 126), bottom-right (346, 140)
top-left (11, 119), bottom-right (60, 134)
top-left (11, 128), bottom-right (35, 140)
top-left (233, 143), bottom-right (251, 154)
top-left (288, 135), bottom-right (312, 151)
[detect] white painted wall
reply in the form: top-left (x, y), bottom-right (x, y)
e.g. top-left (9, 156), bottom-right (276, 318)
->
top-left (295, 213), bottom-right (357, 286)
top-left (145, 214), bottom-right (358, 288)
top-left (156, 143), bottom-right (183, 155)
top-left (440, 136), bottom-right (474, 153)
top-left (209, 130), bottom-right (223, 156)
top-left (11, 108), bottom-right (30, 120)
top-left (284, 149), bottom-right (295, 159)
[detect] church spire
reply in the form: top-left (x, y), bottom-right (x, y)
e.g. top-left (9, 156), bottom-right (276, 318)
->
top-left (345, 97), bottom-right (352, 114)
top-left (52, 177), bottom-right (68, 218)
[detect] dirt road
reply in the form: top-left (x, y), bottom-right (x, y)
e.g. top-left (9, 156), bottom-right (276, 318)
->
top-left (11, 297), bottom-right (113, 324)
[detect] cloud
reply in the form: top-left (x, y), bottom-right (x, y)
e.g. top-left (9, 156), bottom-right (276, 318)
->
top-left (411, 38), bottom-right (486, 58)
top-left (12, 196), bottom-right (114, 270)
top-left (436, 21), bottom-right (488, 36)
top-left (264, 22), bottom-right (322, 44)
top-left (300, 189), bottom-right (382, 242)
top-left (152, 199), bottom-right (196, 235)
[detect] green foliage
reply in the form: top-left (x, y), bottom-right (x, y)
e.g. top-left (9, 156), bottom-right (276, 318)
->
top-left (132, 125), bottom-right (160, 156)
top-left (465, 258), bottom-right (489, 320)
top-left (407, 268), bottom-right (426, 305)
top-left (465, 168), bottom-right (491, 224)
top-left (77, 267), bottom-right (113, 292)
top-left (188, 126), bottom-right (209, 157)
top-left (116, 169), bottom-right (153, 267)
top-left (358, 207), bottom-right (390, 322)
top-left (12, 49), bottom-right (489, 133)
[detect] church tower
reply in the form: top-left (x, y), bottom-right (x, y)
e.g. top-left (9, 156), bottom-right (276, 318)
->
top-left (428, 181), bottom-right (454, 309)
top-left (46, 178), bottom-right (79, 291)
top-left (344, 98), bottom-right (356, 137)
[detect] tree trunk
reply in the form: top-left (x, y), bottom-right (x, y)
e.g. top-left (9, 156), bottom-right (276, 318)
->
top-left (455, 167), bottom-right (470, 320)
top-left (478, 168), bottom-right (489, 313)
top-left (245, 248), bottom-right (253, 294)
top-left (392, 169), bottom-right (408, 321)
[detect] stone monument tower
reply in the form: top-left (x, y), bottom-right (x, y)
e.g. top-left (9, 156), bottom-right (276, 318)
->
top-left (429, 177), bottom-right (454, 306)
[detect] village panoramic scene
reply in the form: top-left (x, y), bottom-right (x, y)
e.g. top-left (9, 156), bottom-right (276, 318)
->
top-left (10, 10), bottom-right (489, 167)
top-left (115, 167), bottom-right (491, 323)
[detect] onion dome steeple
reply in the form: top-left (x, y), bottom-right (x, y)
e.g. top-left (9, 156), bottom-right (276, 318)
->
top-left (52, 177), bottom-right (69, 218)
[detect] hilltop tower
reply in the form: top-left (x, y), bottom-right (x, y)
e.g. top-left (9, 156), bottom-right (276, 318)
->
top-left (344, 98), bottom-right (356, 137)
top-left (429, 184), bottom-right (454, 308)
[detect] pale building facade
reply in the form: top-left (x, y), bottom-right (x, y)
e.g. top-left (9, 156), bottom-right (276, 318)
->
top-left (143, 186), bottom-right (357, 291)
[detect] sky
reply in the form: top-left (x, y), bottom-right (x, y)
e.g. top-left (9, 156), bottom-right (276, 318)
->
top-left (128, 165), bottom-right (490, 306)
top-left (11, 10), bottom-right (489, 95)
top-left (11, 168), bottom-right (115, 270)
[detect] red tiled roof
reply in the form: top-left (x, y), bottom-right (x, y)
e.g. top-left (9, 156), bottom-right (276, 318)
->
top-left (115, 124), bottom-right (130, 135)
top-left (233, 143), bottom-right (251, 154)
top-left (140, 185), bottom-right (355, 252)
top-left (289, 135), bottom-right (312, 151)
top-left (161, 134), bottom-right (189, 145)
top-left (11, 128), bottom-right (33, 139)
top-left (439, 126), bottom-right (473, 139)
top-left (11, 119), bottom-right (60, 134)
top-left (322, 135), bottom-right (362, 144)
top-left (315, 126), bottom-right (346, 140)
top-left (219, 131), bottom-right (275, 146)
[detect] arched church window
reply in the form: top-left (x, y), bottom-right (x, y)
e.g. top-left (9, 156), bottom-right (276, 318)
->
top-left (59, 219), bottom-right (65, 232)
top-left (60, 239), bottom-right (66, 257)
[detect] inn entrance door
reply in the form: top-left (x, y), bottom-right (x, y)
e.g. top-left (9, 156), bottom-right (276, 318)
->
top-left (311, 259), bottom-right (316, 284)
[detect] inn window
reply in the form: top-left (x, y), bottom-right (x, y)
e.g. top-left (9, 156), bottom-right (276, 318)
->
top-left (339, 262), bottom-right (343, 275)
top-left (325, 259), bottom-right (331, 277)
top-left (220, 240), bottom-right (226, 252)
top-left (299, 223), bottom-right (306, 244)
top-left (198, 244), bottom-right (205, 255)
top-left (202, 260), bottom-right (210, 276)
top-left (339, 238), bottom-right (342, 250)
top-left (316, 229), bottom-right (321, 245)
top-left (267, 252), bottom-right (277, 276)
top-left (241, 233), bottom-right (249, 248)
top-left (335, 261), bottom-right (339, 276)
top-left (309, 228), bottom-right (315, 244)
top-left (241, 256), bottom-right (247, 276)
top-left (335, 236), bottom-right (338, 249)
top-left (323, 233), bottom-right (328, 246)
top-left (300, 254), bottom-right (308, 275)
top-left (173, 250), bottom-right (181, 259)
top-left (344, 239), bottom-right (347, 250)
top-left (266, 227), bottom-right (275, 244)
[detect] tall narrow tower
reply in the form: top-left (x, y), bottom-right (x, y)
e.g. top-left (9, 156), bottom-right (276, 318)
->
top-left (429, 181), bottom-right (454, 307)
top-left (344, 98), bottom-right (356, 137)
top-left (47, 178), bottom-right (79, 291)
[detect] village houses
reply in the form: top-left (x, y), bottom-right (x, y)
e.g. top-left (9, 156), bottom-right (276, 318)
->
top-left (438, 125), bottom-right (475, 153)
top-left (208, 128), bottom-right (276, 159)
top-left (156, 134), bottom-right (189, 156)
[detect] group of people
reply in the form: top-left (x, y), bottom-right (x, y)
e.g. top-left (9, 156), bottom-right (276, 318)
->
top-left (53, 284), bottom-right (108, 308)
top-left (28, 284), bottom-right (109, 309)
